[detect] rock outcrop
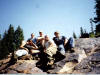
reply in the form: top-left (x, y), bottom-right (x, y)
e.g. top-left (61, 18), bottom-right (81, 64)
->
top-left (48, 38), bottom-right (100, 74)
top-left (0, 60), bottom-right (46, 74)
top-left (75, 38), bottom-right (100, 55)
top-left (73, 52), bottom-right (100, 74)
top-left (0, 38), bottom-right (100, 74)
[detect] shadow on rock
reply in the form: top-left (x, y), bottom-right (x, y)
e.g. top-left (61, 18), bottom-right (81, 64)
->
top-left (36, 51), bottom-right (66, 73)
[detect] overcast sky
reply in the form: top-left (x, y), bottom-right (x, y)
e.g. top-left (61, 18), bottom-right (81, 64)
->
top-left (0, 0), bottom-right (95, 40)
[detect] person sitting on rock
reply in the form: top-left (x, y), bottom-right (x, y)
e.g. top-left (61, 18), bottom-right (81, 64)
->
top-left (64, 37), bottom-right (75, 53)
top-left (53, 31), bottom-right (67, 55)
top-left (44, 35), bottom-right (57, 65)
top-left (53, 31), bottom-right (75, 55)
top-left (27, 33), bottom-right (37, 44)
top-left (14, 40), bottom-right (30, 60)
top-left (20, 40), bottom-right (39, 54)
top-left (26, 33), bottom-right (39, 54)
top-left (36, 31), bottom-right (45, 52)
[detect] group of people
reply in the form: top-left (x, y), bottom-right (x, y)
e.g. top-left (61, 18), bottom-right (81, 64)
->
top-left (19, 31), bottom-right (75, 66)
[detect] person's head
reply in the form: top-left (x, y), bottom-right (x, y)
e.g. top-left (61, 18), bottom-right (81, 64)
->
top-left (45, 35), bottom-right (49, 41)
top-left (39, 31), bottom-right (43, 37)
top-left (54, 31), bottom-right (60, 37)
top-left (31, 33), bottom-right (34, 38)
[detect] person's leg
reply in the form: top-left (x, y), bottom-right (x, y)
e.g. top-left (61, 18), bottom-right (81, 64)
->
top-left (58, 45), bottom-right (65, 55)
top-left (69, 37), bottom-right (75, 48)
top-left (64, 40), bottom-right (70, 52)
top-left (65, 37), bottom-right (75, 52)
top-left (60, 49), bottom-right (65, 55)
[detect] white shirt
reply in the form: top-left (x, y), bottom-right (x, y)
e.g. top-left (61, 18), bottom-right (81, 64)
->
top-left (44, 39), bottom-right (56, 49)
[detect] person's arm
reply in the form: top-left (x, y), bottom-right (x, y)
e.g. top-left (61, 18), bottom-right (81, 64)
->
top-left (37, 37), bottom-right (44, 41)
top-left (31, 42), bottom-right (38, 49)
top-left (62, 36), bottom-right (68, 46)
top-left (29, 40), bottom-right (38, 49)
top-left (64, 38), bottom-right (68, 46)
top-left (20, 41), bottom-right (29, 51)
top-left (20, 41), bottom-right (26, 48)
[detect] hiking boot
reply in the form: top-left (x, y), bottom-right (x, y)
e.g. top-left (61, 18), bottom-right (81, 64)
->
top-left (67, 48), bottom-right (75, 53)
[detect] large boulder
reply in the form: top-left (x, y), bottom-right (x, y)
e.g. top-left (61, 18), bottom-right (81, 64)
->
top-left (75, 38), bottom-right (100, 55)
top-left (47, 53), bottom-right (79, 74)
top-left (0, 60), bottom-right (46, 74)
top-left (47, 38), bottom-right (100, 74)
top-left (73, 52), bottom-right (100, 74)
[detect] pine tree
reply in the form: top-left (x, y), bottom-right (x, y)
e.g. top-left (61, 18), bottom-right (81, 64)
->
top-left (14, 26), bottom-right (24, 50)
top-left (7, 24), bottom-right (15, 53)
top-left (90, 18), bottom-right (94, 33)
top-left (95, 24), bottom-right (100, 35)
top-left (80, 27), bottom-right (89, 38)
top-left (0, 25), bottom-right (24, 59)
top-left (94, 0), bottom-right (100, 36)
top-left (0, 31), bottom-right (9, 59)
top-left (89, 18), bottom-right (95, 37)
top-left (80, 27), bottom-right (84, 38)
top-left (73, 32), bottom-right (77, 39)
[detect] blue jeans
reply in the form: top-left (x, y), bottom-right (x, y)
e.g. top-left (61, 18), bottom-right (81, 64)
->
top-left (58, 44), bottom-right (65, 55)
top-left (65, 37), bottom-right (74, 51)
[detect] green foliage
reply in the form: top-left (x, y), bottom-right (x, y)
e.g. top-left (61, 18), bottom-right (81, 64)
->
top-left (94, 0), bottom-right (100, 36)
top-left (14, 26), bottom-right (24, 50)
top-left (90, 18), bottom-right (94, 33)
top-left (89, 32), bottom-right (95, 38)
top-left (73, 32), bottom-right (77, 39)
top-left (7, 24), bottom-right (15, 53)
top-left (80, 27), bottom-right (84, 37)
top-left (0, 25), bottom-right (24, 59)
top-left (95, 24), bottom-right (100, 36)
top-left (94, 0), bottom-right (100, 23)
top-left (80, 27), bottom-right (89, 38)
top-left (0, 31), bottom-right (9, 59)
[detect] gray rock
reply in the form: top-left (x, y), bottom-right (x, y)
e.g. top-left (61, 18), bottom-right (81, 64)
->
top-left (7, 70), bottom-right (18, 74)
top-left (88, 67), bottom-right (100, 74)
top-left (15, 60), bottom-right (37, 71)
top-left (75, 38), bottom-right (100, 55)
top-left (5, 60), bottom-right (46, 74)
top-left (74, 52), bottom-right (100, 74)
top-left (1, 38), bottom-right (100, 74)
top-left (89, 52), bottom-right (100, 62)
top-left (48, 53), bottom-right (79, 74)
top-left (65, 53), bottom-right (79, 62)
